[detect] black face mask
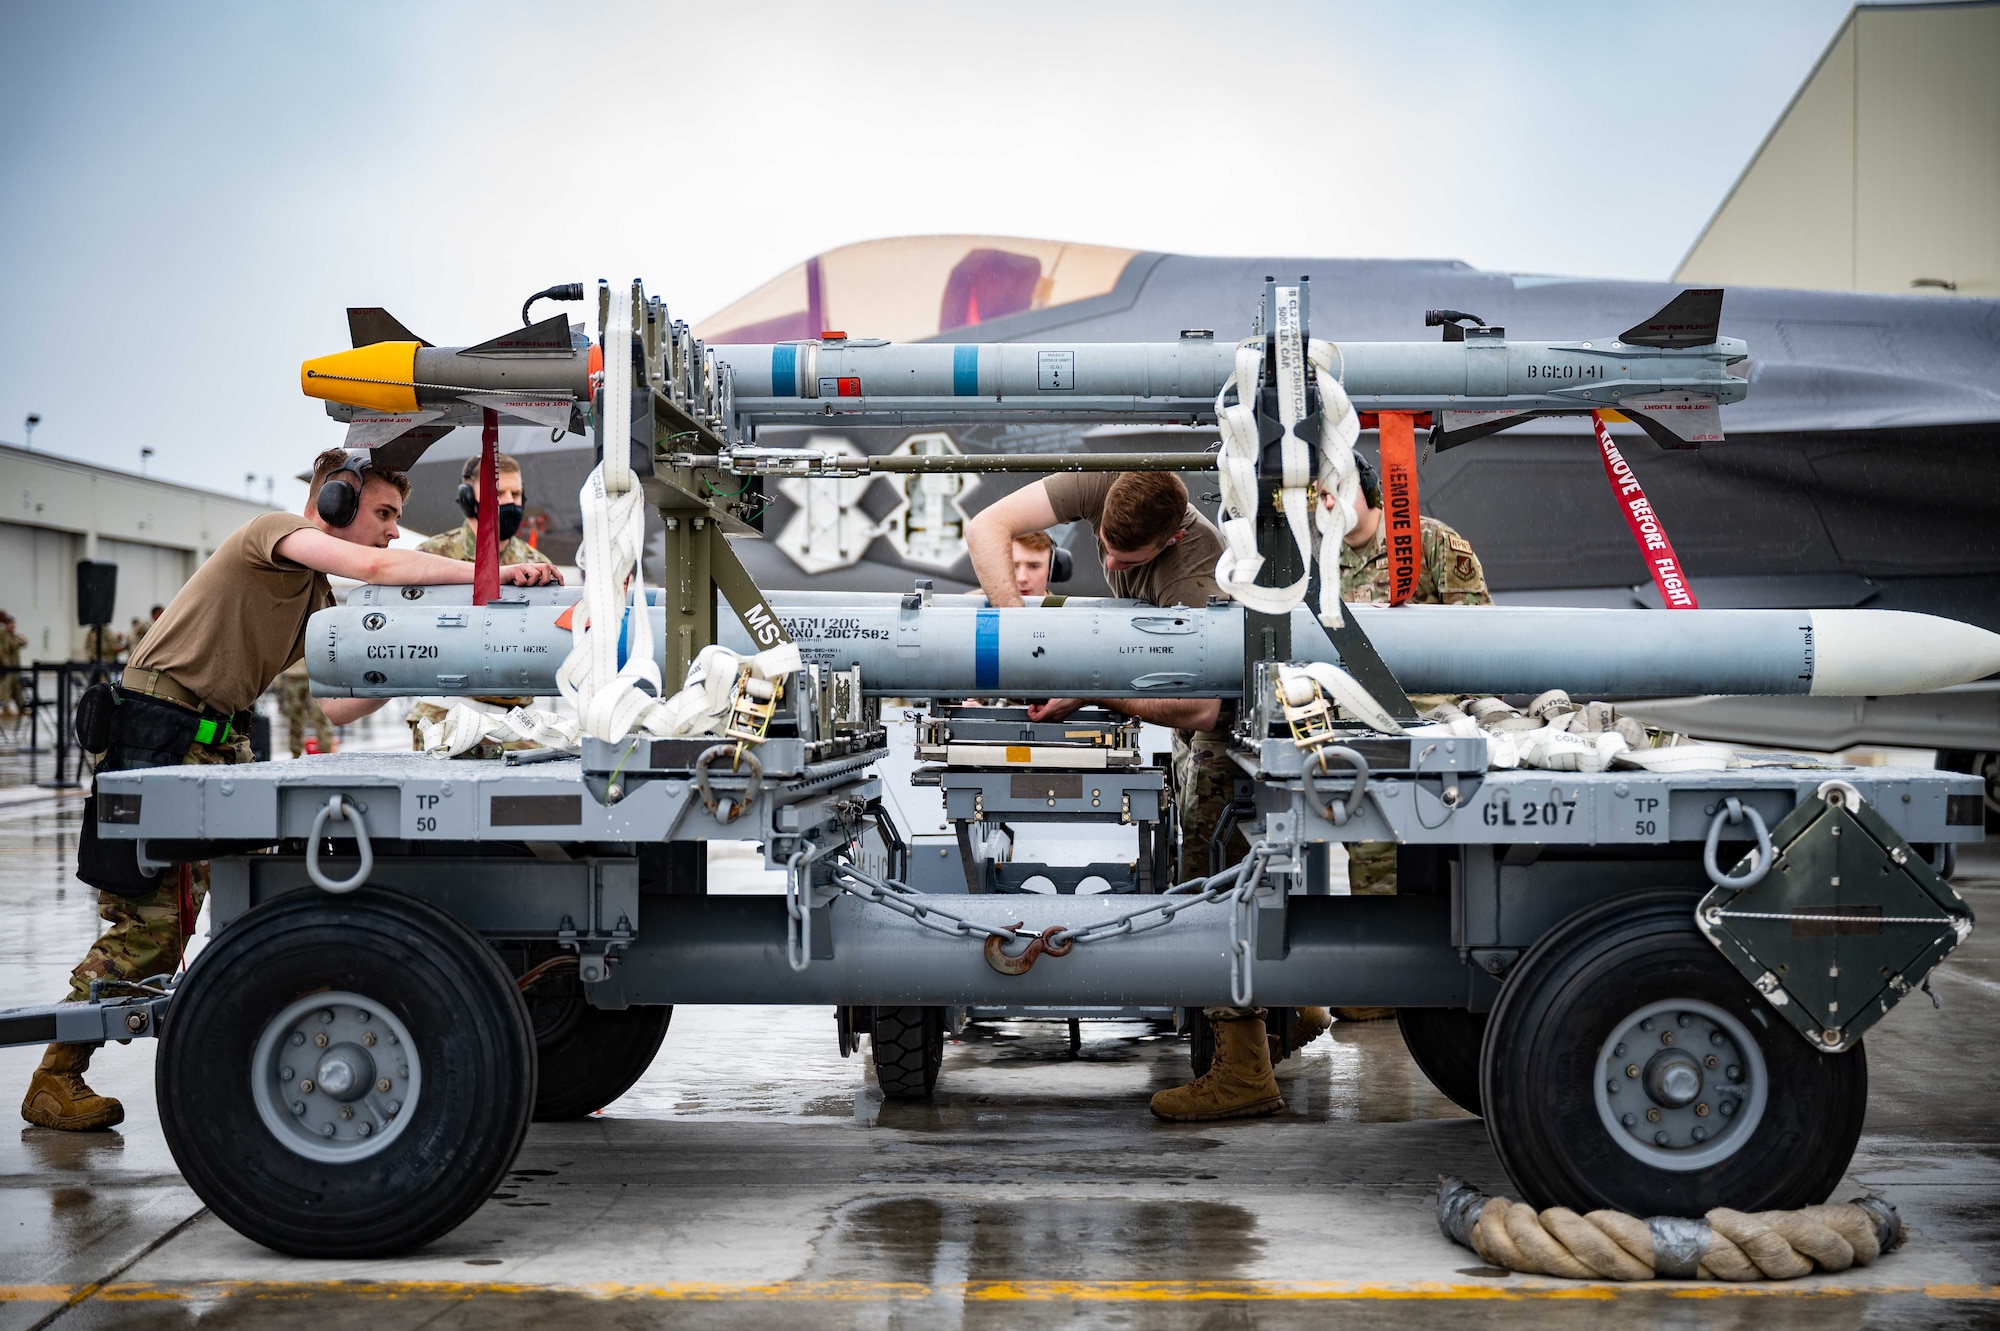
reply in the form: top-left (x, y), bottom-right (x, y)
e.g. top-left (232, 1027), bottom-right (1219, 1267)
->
top-left (495, 503), bottom-right (524, 542)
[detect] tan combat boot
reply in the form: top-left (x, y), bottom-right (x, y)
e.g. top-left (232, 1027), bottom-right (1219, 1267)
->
top-left (21, 1043), bottom-right (124, 1131)
top-left (1333, 1006), bottom-right (1396, 1023)
top-left (1271, 1005), bottom-right (1332, 1063)
top-left (1151, 1014), bottom-right (1285, 1121)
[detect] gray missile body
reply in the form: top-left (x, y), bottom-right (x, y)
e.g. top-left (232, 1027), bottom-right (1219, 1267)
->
top-left (311, 591), bottom-right (2000, 700)
top-left (717, 334), bottom-right (1748, 443)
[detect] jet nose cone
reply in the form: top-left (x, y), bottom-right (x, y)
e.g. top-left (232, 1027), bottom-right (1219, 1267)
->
top-left (301, 342), bottom-right (420, 413)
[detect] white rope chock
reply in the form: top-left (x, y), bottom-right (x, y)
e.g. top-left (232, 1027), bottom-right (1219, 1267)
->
top-left (1213, 284), bottom-right (1363, 627)
top-left (554, 291), bottom-right (800, 743)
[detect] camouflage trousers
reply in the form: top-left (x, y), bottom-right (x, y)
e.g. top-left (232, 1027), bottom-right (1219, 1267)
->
top-left (1348, 842), bottom-right (1398, 895)
top-left (1172, 732), bottom-right (1261, 1020)
top-left (279, 671), bottom-right (334, 758)
top-left (68, 735), bottom-right (252, 1002)
top-left (1173, 731), bottom-right (1249, 886)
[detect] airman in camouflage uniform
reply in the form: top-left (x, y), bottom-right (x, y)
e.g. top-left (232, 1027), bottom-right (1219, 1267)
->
top-left (407, 457), bottom-right (554, 754)
top-left (0, 613), bottom-right (25, 715)
top-left (416, 521), bottom-right (551, 568)
top-left (1340, 509), bottom-right (1490, 897)
top-left (67, 731), bottom-right (253, 1001)
top-left (81, 625), bottom-right (126, 663)
top-left (277, 658), bottom-right (335, 756)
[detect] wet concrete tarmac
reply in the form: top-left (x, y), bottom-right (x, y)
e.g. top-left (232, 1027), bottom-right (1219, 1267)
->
top-left (1, 795), bottom-right (1997, 1328)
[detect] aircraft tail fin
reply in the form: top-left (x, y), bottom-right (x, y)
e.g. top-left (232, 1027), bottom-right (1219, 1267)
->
top-left (348, 308), bottom-right (431, 348)
top-left (1620, 289), bottom-right (1723, 348)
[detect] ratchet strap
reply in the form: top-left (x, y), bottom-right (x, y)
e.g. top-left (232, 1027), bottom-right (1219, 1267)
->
top-left (1593, 411), bottom-right (1699, 610)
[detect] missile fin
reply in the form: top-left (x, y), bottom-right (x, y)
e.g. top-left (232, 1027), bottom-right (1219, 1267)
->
top-left (457, 394), bottom-right (576, 431)
top-left (367, 426), bottom-right (456, 472)
top-left (342, 410), bottom-right (444, 449)
top-left (1620, 289), bottom-right (1723, 348)
top-left (459, 313), bottom-right (575, 357)
top-left (348, 308), bottom-right (431, 348)
top-left (1619, 392), bottom-right (1722, 449)
top-left (1431, 409), bottom-right (1550, 451)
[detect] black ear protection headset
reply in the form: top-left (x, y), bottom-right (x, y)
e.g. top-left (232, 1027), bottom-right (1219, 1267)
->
top-left (1049, 546), bottom-right (1074, 585)
top-left (456, 457), bottom-right (526, 541)
top-left (1354, 454), bottom-right (1382, 508)
top-left (315, 450), bottom-right (375, 528)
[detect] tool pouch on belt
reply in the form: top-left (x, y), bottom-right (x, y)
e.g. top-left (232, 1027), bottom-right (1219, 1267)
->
top-left (75, 690), bottom-right (199, 898)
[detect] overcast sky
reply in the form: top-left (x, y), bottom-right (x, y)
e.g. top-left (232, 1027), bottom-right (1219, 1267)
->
top-left (1, 0), bottom-right (1856, 504)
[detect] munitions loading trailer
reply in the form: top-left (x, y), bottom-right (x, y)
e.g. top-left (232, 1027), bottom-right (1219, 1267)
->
top-left (4, 279), bottom-right (1980, 1259)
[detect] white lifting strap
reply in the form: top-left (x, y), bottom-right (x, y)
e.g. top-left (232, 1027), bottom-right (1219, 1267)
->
top-left (1213, 295), bottom-right (1362, 627)
top-left (418, 702), bottom-right (582, 759)
top-left (555, 292), bottom-right (803, 742)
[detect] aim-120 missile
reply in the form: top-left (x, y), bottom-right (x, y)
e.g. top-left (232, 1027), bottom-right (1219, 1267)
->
top-left (310, 591), bottom-right (2000, 701)
top-left (717, 290), bottom-right (1748, 449)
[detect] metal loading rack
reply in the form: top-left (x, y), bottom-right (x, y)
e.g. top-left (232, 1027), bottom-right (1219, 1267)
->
top-left (11, 275), bottom-right (1985, 1262)
top-left (91, 747), bottom-right (1978, 1015)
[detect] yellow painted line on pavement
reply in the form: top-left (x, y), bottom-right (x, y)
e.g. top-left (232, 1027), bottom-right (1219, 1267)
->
top-left (2, 1279), bottom-right (1998, 1304)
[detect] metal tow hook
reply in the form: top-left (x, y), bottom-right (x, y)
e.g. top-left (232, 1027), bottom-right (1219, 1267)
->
top-left (984, 924), bottom-right (1073, 976)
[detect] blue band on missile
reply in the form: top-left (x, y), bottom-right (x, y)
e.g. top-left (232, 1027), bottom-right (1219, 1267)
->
top-left (975, 608), bottom-right (999, 690)
top-left (772, 344), bottom-right (798, 396)
top-left (954, 345), bottom-right (978, 397)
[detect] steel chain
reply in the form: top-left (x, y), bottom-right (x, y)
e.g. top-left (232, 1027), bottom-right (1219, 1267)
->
top-left (827, 848), bottom-right (1269, 952)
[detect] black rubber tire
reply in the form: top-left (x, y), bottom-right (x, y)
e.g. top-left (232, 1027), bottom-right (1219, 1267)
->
top-left (1184, 1007), bottom-right (1215, 1077)
top-left (1396, 1007), bottom-right (1487, 1116)
top-left (157, 888), bottom-right (535, 1258)
top-left (1937, 749), bottom-right (2000, 832)
top-left (1481, 889), bottom-right (1868, 1216)
top-left (530, 1003), bottom-right (672, 1121)
top-left (871, 1005), bottom-right (944, 1098)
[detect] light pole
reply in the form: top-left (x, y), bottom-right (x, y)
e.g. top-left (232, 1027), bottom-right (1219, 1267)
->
top-left (246, 471), bottom-right (257, 499)
top-left (23, 413), bottom-right (39, 450)
top-left (140, 446), bottom-right (154, 477)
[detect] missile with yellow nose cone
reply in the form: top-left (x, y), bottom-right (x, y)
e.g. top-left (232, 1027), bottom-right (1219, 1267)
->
top-left (300, 301), bottom-right (596, 467)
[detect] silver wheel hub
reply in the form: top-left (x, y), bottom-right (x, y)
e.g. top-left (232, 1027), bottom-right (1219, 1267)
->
top-left (252, 992), bottom-right (420, 1162)
top-left (1593, 998), bottom-right (1767, 1171)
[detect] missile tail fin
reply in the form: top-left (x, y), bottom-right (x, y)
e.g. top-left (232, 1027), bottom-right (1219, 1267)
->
top-left (460, 313), bottom-right (575, 357)
top-left (1614, 393), bottom-right (1723, 449)
top-left (348, 308), bottom-right (432, 348)
top-left (365, 425), bottom-right (456, 472)
top-left (1431, 409), bottom-right (1550, 451)
top-left (1620, 289), bottom-right (1723, 348)
top-left (342, 410), bottom-right (444, 449)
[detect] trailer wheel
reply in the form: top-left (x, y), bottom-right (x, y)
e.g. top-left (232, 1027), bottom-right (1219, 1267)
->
top-left (1396, 1008), bottom-right (1486, 1116)
top-left (1183, 1007), bottom-right (1214, 1077)
top-left (513, 951), bottom-right (671, 1121)
top-left (1936, 749), bottom-right (2000, 832)
top-left (1481, 890), bottom-right (1866, 1216)
top-left (529, 1002), bottom-right (671, 1121)
top-left (157, 888), bottom-right (534, 1257)
top-left (871, 1006), bottom-right (944, 1098)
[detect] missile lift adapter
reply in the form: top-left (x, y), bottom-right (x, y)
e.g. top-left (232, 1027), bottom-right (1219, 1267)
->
top-left (6, 278), bottom-right (1980, 1256)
